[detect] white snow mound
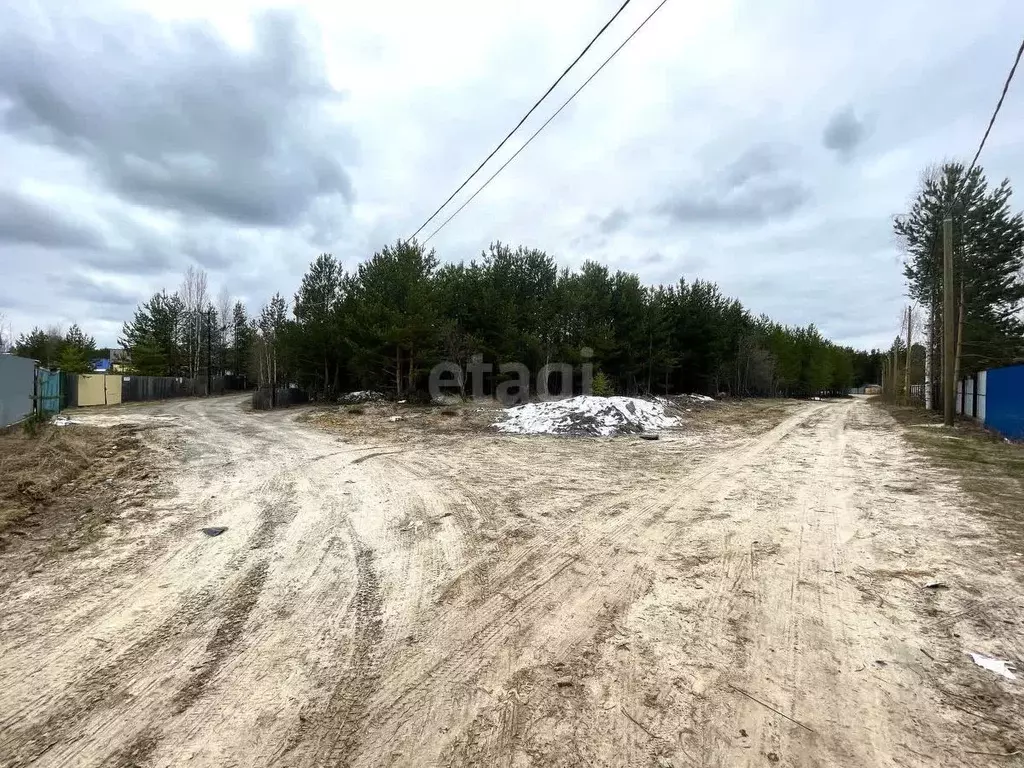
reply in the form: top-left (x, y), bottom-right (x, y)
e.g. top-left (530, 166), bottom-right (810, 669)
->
top-left (494, 396), bottom-right (678, 436)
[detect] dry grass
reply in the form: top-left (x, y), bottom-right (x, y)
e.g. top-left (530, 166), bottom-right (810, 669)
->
top-left (304, 399), bottom-right (506, 442)
top-left (0, 422), bottom-right (159, 569)
top-left (879, 400), bottom-right (1024, 548)
top-left (682, 397), bottom-right (803, 434)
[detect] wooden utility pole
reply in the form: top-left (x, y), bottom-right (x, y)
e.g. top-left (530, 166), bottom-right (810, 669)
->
top-left (207, 307), bottom-right (213, 397)
top-left (891, 344), bottom-right (897, 402)
top-left (904, 306), bottom-right (913, 404)
top-left (943, 217), bottom-right (955, 426)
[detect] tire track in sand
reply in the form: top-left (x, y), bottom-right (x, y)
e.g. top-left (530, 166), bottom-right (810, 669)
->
top-left (335, 404), bottom-right (831, 764)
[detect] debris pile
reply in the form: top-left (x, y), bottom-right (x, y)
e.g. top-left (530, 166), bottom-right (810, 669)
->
top-left (493, 396), bottom-right (678, 437)
top-left (338, 391), bottom-right (384, 404)
top-left (656, 394), bottom-right (716, 407)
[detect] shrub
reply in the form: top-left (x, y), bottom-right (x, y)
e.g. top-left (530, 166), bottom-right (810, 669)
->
top-left (591, 371), bottom-right (613, 397)
top-left (22, 411), bottom-right (50, 437)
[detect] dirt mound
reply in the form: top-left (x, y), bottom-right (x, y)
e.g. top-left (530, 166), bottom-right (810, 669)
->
top-left (0, 422), bottom-right (159, 569)
top-left (493, 396), bottom-right (679, 436)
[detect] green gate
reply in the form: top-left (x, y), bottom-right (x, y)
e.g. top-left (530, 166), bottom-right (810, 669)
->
top-left (36, 368), bottom-right (62, 415)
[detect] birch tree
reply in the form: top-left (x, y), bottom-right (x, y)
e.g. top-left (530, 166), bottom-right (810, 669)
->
top-left (179, 266), bottom-right (209, 380)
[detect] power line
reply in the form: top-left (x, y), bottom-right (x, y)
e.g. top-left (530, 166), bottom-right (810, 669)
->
top-left (963, 36), bottom-right (1024, 185)
top-left (424, 0), bottom-right (671, 245)
top-left (950, 35), bottom-right (1024, 212)
top-left (407, 0), bottom-right (634, 241)
top-left (912, 36), bottom-right (1024, 277)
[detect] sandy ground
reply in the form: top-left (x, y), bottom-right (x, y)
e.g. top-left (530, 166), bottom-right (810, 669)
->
top-left (0, 395), bottom-right (1020, 767)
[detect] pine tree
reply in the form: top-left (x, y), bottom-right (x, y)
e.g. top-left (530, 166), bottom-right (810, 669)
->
top-left (130, 334), bottom-right (168, 376)
top-left (293, 253), bottom-right (342, 397)
top-left (231, 301), bottom-right (252, 378)
top-left (120, 290), bottom-right (183, 376)
top-left (896, 163), bottom-right (1024, 382)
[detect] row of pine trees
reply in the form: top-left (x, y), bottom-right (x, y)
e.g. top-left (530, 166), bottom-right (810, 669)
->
top-left (11, 324), bottom-right (99, 374)
top-left (119, 242), bottom-right (857, 399)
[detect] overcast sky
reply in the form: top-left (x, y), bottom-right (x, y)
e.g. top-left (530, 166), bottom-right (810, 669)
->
top-left (1, 0), bottom-right (1022, 350)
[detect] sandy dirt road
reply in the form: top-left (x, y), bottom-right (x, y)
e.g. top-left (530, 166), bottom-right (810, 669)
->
top-left (0, 396), bottom-right (1020, 767)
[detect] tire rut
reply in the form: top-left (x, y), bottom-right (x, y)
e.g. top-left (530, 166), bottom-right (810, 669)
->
top-left (343, 405), bottom-right (833, 761)
top-left (172, 558), bottom-right (271, 714)
top-left (296, 524), bottom-right (385, 767)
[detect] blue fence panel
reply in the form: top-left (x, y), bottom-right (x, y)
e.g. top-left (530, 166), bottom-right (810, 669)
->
top-left (985, 364), bottom-right (1024, 440)
top-left (37, 368), bottom-right (62, 414)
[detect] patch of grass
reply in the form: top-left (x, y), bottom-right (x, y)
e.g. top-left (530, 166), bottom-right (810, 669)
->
top-left (690, 399), bottom-right (799, 431)
top-left (878, 400), bottom-right (1024, 544)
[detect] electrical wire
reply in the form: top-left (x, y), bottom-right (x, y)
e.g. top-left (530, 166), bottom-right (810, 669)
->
top-left (407, 0), bottom-right (633, 241)
top-left (950, 36), bottom-right (1024, 212)
top-left (962, 37), bottom-right (1024, 187)
top-left (913, 36), bottom-right (1024, 278)
top-left (424, 0), bottom-right (671, 245)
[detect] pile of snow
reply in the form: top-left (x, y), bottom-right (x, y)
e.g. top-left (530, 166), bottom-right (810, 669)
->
top-left (339, 390), bottom-right (384, 404)
top-left (494, 396), bottom-right (678, 436)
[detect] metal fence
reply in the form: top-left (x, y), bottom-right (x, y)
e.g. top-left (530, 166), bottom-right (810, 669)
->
top-left (1, 363), bottom-right (256, 426)
top-left (37, 369), bottom-right (61, 414)
top-left (849, 385), bottom-right (882, 395)
top-left (252, 386), bottom-right (309, 410)
top-left (122, 375), bottom-right (196, 401)
top-left (0, 354), bottom-right (36, 428)
top-left (957, 364), bottom-right (1024, 440)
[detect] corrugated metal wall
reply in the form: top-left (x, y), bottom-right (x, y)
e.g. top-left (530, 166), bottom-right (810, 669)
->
top-left (984, 365), bottom-right (1024, 439)
top-left (37, 369), bottom-right (61, 414)
top-left (978, 371), bottom-right (987, 423)
top-left (0, 355), bottom-right (36, 427)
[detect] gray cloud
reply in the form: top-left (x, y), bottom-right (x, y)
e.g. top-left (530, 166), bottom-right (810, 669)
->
top-left (598, 208), bottom-right (631, 234)
top-left (180, 237), bottom-right (236, 271)
top-left (0, 189), bottom-right (104, 249)
top-left (0, 8), bottom-right (353, 227)
top-left (722, 144), bottom-right (787, 188)
top-left (656, 144), bottom-right (809, 226)
top-left (822, 108), bottom-right (867, 157)
top-left (77, 247), bottom-right (175, 277)
top-left (51, 273), bottom-right (140, 308)
top-left (657, 185), bottom-right (808, 225)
